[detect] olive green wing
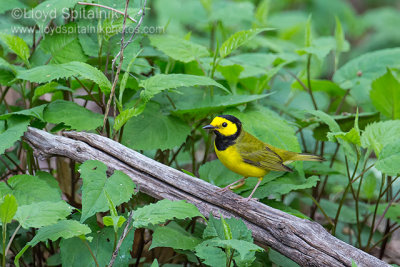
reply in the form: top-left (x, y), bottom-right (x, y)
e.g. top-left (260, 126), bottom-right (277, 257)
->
top-left (236, 132), bottom-right (293, 172)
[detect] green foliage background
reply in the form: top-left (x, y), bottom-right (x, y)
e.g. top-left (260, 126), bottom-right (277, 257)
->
top-left (0, 0), bottom-right (400, 266)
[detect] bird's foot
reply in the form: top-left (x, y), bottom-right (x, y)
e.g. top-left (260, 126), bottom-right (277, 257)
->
top-left (238, 196), bottom-right (259, 203)
top-left (217, 185), bottom-right (232, 193)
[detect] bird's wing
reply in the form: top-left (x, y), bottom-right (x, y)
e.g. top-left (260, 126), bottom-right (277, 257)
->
top-left (237, 132), bottom-right (293, 172)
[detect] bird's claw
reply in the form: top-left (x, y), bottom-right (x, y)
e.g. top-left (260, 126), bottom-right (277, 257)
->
top-left (238, 196), bottom-right (259, 203)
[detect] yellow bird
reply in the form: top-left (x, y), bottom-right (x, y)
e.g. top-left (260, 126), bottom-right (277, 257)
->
top-left (203, 115), bottom-right (323, 202)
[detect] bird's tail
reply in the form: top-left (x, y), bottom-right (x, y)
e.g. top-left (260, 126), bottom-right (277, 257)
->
top-left (290, 153), bottom-right (324, 162)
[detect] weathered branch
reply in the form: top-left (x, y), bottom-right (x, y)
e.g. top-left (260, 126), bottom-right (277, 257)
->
top-left (23, 127), bottom-right (389, 267)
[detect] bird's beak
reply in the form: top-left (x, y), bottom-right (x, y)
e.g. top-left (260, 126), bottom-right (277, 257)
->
top-left (203, 124), bottom-right (217, 130)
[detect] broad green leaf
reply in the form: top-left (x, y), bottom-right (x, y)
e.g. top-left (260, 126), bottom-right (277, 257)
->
top-left (0, 33), bottom-right (30, 64)
top-left (333, 48), bottom-right (400, 105)
top-left (361, 120), bottom-right (400, 156)
top-left (79, 160), bottom-right (135, 222)
top-left (32, 0), bottom-right (80, 30)
top-left (0, 194), bottom-right (18, 224)
top-left (44, 100), bottom-right (103, 131)
top-left (361, 174), bottom-right (377, 200)
top-left (132, 199), bottom-right (203, 228)
top-left (33, 82), bottom-right (73, 102)
top-left (118, 49), bottom-right (142, 105)
top-left (0, 56), bottom-right (16, 74)
top-left (375, 143), bottom-right (400, 175)
top-left (195, 242), bottom-right (226, 267)
top-left (139, 74), bottom-right (228, 102)
top-left (7, 174), bottom-right (63, 205)
top-left (150, 259), bottom-right (159, 267)
top-left (219, 28), bottom-right (272, 58)
top-left (372, 203), bottom-right (400, 224)
top-left (60, 226), bottom-right (134, 267)
top-left (262, 200), bottom-right (310, 219)
top-left (0, 105), bottom-right (46, 121)
top-left (0, 1), bottom-right (26, 14)
top-left (28, 220), bottom-right (91, 247)
top-left (40, 23), bottom-right (88, 64)
top-left (150, 222), bottom-right (202, 250)
top-left (269, 249), bottom-right (300, 267)
top-left (17, 61), bottom-right (112, 94)
top-left (199, 159), bottom-right (241, 187)
top-left (174, 92), bottom-right (271, 115)
top-left (150, 35), bottom-right (209, 63)
top-left (122, 103), bottom-right (191, 150)
top-left (203, 215), bottom-right (253, 242)
top-left (113, 103), bottom-right (146, 132)
top-left (292, 79), bottom-right (346, 97)
top-left (15, 201), bottom-right (73, 229)
top-left (370, 68), bottom-right (400, 119)
top-left (320, 199), bottom-right (357, 224)
top-left (216, 64), bottom-right (244, 93)
top-left (0, 115), bottom-right (30, 155)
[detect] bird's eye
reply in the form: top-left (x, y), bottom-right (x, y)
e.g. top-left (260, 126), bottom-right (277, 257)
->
top-left (222, 122), bottom-right (228, 127)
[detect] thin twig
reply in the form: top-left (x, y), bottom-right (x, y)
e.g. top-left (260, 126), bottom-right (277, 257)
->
top-left (77, 2), bottom-right (137, 22)
top-left (286, 70), bottom-right (317, 110)
top-left (306, 55), bottom-right (318, 110)
top-left (373, 189), bottom-right (400, 233)
top-left (108, 211), bottom-right (133, 267)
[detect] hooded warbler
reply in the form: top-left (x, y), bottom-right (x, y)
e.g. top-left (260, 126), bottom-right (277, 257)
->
top-left (203, 115), bottom-right (323, 202)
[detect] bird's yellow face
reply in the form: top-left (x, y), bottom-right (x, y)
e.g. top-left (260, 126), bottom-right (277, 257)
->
top-left (204, 116), bottom-right (239, 136)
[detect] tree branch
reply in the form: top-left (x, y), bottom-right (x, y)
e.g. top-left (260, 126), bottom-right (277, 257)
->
top-left (23, 127), bottom-right (389, 267)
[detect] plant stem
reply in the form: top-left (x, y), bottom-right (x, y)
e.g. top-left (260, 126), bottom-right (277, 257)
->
top-left (82, 239), bottom-right (100, 267)
top-left (5, 224), bottom-right (21, 258)
top-left (77, 2), bottom-right (137, 22)
top-left (306, 54), bottom-right (318, 110)
top-left (2, 224), bottom-right (7, 267)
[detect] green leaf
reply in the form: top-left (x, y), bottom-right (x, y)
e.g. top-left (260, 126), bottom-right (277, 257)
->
top-left (33, 82), bottom-right (73, 102)
top-left (320, 199), bottom-right (357, 224)
top-left (219, 28), bottom-right (272, 58)
top-left (199, 159), bottom-right (241, 187)
top-left (292, 79), bottom-right (346, 97)
top-left (150, 35), bottom-right (209, 63)
top-left (132, 199), bottom-right (203, 228)
top-left (113, 103), bottom-right (146, 132)
top-left (269, 249), bottom-right (300, 267)
top-left (150, 259), bottom-right (159, 267)
top-left (60, 226), bottom-right (134, 267)
top-left (0, 33), bottom-right (30, 64)
top-left (122, 103), bottom-right (191, 150)
top-left (32, 0), bottom-right (80, 30)
top-left (361, 174), bottom-right (377, 200)
top-left (334, 16), bottom-right (350, 54)
top-left (203, 215), bottom-right (253, 242)
top-left (44, 100), bottom-right (103, 131)
top-left (139, 74), bottom-right (228, 102)
top-left (0, 105), bottom-right (46, 121)
top-left (15, 201), bottom-right (73, 229)
top-left (0, 194), bottom-right (18, 224)
top-left (371, 203), bottom-right (400, 224)
top-left (361, 120), bottom-right (400, 156)
top-left (150, 222), bottom-right (202, 250)
top-left (79, 160), bottom-right (135, 222)
top-left (195, 242), bottom-right (226, 267)
top-left (28, 220), bottom-right (91, 247)
top-left (0, 115), bottom-right (30, 155)
top-left (375, 143), bottom-right (400, 175)
top-left (297, 37), bottom-right (337, 61)
top-left (103, 216), bottom-right (126, 229)
top-left (216, 64), bottom-right (244, 92)
top-left (41, 23), bottom-right (88, 64)
top-left (370, 68), bottom-right (400, 119)
top-left (17, 61), bottom-right (112, 94)
top-left (305, 15), bottom-right (312, 47)
top-left (333, 48), bottom-right (400, 105)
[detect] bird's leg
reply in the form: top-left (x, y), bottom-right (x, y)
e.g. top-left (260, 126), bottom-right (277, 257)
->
top-left (240, 177), bottom-right (263, 202)
top-left (218, 177), bottom-right (246, 193)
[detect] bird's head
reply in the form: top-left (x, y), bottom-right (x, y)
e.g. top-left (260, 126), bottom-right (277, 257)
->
top-left (203, 115), bottom-right (242, 137)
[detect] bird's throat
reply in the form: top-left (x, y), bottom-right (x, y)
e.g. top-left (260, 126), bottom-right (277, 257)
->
top-left (214, 128), bottom-right (241, 151)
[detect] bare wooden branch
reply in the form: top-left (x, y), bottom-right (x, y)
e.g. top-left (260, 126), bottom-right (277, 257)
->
top-left (23, 127), bottom-right (389, 267)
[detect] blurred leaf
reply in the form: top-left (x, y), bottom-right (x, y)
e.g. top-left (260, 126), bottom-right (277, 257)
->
top-left (44, 100), bottom-right (103, 131)
top-left (292, 79), bottom-right (346, 97)
top-left (0, 194), bottom-right (17, 224)
top-left (0, 105), bottom-right (46, 121)
top-left (139, 74), bottom-right (228, 102)
top-left (150, 35), bottom-right (209, 63)
top-left (269, 249), bottom-right (300, 267)
top-left (216, 64), bottom-right (243, 93)
top-left (297, 37), bottom-right (336, 61)
top-left (203, 215), bottom-right (253, 242)
top-left (41, 23), bottom-right (88, 64)
top-left (122, 103), bottom-right (191, 150)
top-left (15, 201), bottom-right (73, 229)
top-left (150, 222), bottom-right (202, 250)
top-left (32, 0), bottom-right (80, 30)
top-left (334, 16), bottom-right (350, 54)
top-left (17, 61), bottom-right (112, 94)
top-left (370, 68), bottom-right (400, 119)
top-left (79, 160), bottom-right (135, 222)
top-left (0, 115), bottom-right (30, 154)
top-left (372, 203), bottom-right (400, 224)
top-left (262, 199), bottom-right (310, 220)
top-left (375, 143), bottom-right (400, 175)
top-left (60, 226), bottom-right (134, 267)
top-left (33, 82), bottom-right (73, 102)
top-left (320, 199), bottom-right (357, 224)
top-left (219, 28), bottom-right (272, 59)
top-left (361, 120), bottom-right (400, 156)
top-left (150, 259), bottom-right (159, 267)
top-left (195, 243), bottom-right (226, 267)
top-left (361, 174), bottom-right (377, 200)
top-left (0, 33), bottom-right (30, 64)
top-left (199, 159), bottom-right (241, 188)
top-left (132, 199), bottom-right (203, 228)
top-left (28, 220), bottom-right (91, 247)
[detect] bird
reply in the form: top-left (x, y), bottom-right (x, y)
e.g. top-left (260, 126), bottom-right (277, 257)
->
top-left (203, 114), bottom-right (323, 202)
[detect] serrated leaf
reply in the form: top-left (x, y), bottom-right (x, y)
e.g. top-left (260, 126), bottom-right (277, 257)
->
top-left (33, 82), bottom-right (73, 102)
top-left (79, 160), bottom-right (135, 222)
top-left (28, 220), bottom-right (91, 247)
top-left (150, 35), bottom-right (209, 63)
top-left (0, 115), bottom-right (30, 155)
top-left (375, 143), bottom-right (400, 175)
top-left (370, 68), bottom-right (400, 119)
top-left (0, 33), bottom-right (30, 64)
top-left (203, 215), bottom-right (253, 242)
top-left (139, 74), bottom-right (228, 102)
top-left (195, 242), bottom-right (226, 267)
top-left (0, 105), bottom-right (46, 121)
top-left (15, 201), bottom-right (73, 229)
top-left (0, 194), bottom-right (18, 224)
top-left (150, 222), bottom-right (202, 251)
top-left (41, 23), bottom-right (87, 64)
top-left (122, 103), bottom-right (191, 150)
top-left (17, 61), bottom-right (112, 94)
top-left (132, 199), bottom-right (203, 228)
top-left (361, 120), bottom-right (400, 156)
top-left (219, 28), bottom-right (272, 58)
top-left (113, 103), bottom-right (146, 132)
top-left (44, 100), bottom-right (103, 131)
